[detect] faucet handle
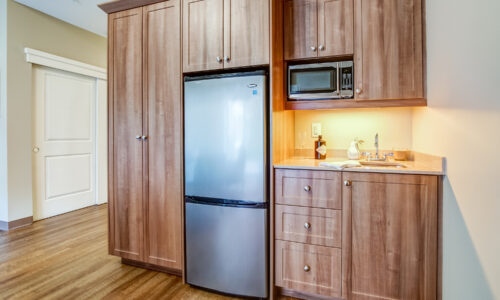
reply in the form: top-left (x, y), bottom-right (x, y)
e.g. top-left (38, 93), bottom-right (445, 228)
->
top-left (361, 152), bottom-right (371, 160)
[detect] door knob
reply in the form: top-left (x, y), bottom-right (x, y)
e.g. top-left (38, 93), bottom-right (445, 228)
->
top-left (224, 56), bottom-right (230, 62)
top-left (136, 135), bottom-right (141, 140)
top-left (304, 185), bottom-right (311, 192)
top-left (33, 147), bottom-right (40, 153)
top-left (344, 180), bottom-right (352, 186)
top-left (216, 56), bottom-right (222, 63)
top-left (141, 136), bottom-right (148, 140)
top-left (304, 222), bottom-right (311, 229)
top-left (310, 46), bottom-right (317, 52)
top-left (355, 88), bottom-right (362, 94)
top-left (304, 265), bottom-right (311, 272)
top-left (318, 45), bottom-right (325, 51)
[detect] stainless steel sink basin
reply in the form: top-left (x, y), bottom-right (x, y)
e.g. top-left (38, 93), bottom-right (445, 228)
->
top-left (360, 161), bottom-right (407, 168)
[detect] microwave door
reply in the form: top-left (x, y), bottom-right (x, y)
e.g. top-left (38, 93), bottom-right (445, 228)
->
top-left (288, 65), bottom-right (339, 100)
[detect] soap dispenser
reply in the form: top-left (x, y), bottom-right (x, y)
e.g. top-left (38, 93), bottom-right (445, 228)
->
top-left (315, 135), bottom-right (327, 160)
top-left (347, 139), bottom-right (364, 160)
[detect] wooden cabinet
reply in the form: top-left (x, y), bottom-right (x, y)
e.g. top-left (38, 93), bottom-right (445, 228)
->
top-left (182, 0), bottom-right (224, 72)
top-left (108, 7), bottom-right (144, 262)
top-left (354, 0), bottom-right (424, 100)
top-left (142, 0), bottom-right (183, 270)
top-left (108, 0), bottom-right (183, 273)
top-left (341, 172), bottom-right (438, 300)
top-left (274, 169), bottom-right (439, 299)
top-left (182, 0), bottom-right (269, 72)
top-left (284, 0), bottom-right (353, 60)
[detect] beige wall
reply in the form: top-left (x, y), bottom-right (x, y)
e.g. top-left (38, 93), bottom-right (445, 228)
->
top-left (0, 0), bottom-right (8, 221)
top-left (2, 0), bottom-right (106, 221)
top-left (412, 0), bottom-right (500, 298)
top-left (294, 108), bottom-right (413, 153)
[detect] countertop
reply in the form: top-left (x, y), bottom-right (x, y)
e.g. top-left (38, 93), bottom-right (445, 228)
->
top-left (274, 152), bottom-right (445, 176)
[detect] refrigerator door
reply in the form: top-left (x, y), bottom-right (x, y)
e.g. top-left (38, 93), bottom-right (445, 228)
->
top-left (184, 72), bottom-right (267, 203)
top-left (185, 201), bottom-right (268, 298)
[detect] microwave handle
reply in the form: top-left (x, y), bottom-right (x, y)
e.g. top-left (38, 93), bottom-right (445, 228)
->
top-left (336, 63), bottom-right (341, 96)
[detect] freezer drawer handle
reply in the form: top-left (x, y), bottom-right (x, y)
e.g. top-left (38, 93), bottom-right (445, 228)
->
top-left (304, 265), bottom-right (311, 272)
top-left (304, 185), bottom-right (311, 192)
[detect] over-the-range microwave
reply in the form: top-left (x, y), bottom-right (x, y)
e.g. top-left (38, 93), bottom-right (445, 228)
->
top-left (288, 61), bottom-right (354, 100)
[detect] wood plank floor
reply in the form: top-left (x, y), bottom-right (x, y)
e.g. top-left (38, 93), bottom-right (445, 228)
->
top-left (0, 204), bottom-right (294, 300)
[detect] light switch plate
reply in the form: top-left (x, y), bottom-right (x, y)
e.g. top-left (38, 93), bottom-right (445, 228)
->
top-left (311, 123), bottom-right (322, 138)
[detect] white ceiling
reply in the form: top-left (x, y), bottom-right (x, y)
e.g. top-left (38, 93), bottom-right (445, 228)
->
top-left (14, 0), bottom-right (108, 37)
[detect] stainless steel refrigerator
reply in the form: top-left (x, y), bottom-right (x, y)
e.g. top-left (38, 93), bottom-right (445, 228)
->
top-left (184, 71), bottom-right (268, 298)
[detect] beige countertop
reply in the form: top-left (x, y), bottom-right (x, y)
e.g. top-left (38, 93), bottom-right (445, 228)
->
top-left (274, 152), bottom-right (445, 176)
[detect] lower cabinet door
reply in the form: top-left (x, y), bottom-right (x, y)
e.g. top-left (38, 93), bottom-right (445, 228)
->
top-left (275, 240), bottom-right (342, 298)
top-left (342, 172), bottom-right (438, 300)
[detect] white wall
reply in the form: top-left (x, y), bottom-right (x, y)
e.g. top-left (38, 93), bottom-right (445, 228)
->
top-left (0, 0), bottom-right (8, 222)
top-left (413, 0), bottom-right (500, 298)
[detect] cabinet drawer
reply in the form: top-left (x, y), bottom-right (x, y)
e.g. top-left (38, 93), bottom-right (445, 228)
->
top-left (275, 205), bottom-right (341, 247)
top-left (275, 240), bottom-right (341, 298)
top-left (275, 169), bottom-right (341, 209)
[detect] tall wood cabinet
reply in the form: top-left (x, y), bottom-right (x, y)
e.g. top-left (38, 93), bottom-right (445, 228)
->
top-left (183, 0), bottom-right (269, 72)
top-left (108, 0), bottom-right (183, 272)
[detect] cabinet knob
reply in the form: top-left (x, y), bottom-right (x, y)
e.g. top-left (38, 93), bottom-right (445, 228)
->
top-left (304, 185), bottom-right (311, 192)
top-left (344, 180), bottom-right (352, 186)
top-left (224, 56), bottom-right (230, 62)
top-left (304, 265), bottom-right (311, 272)
top-left (136, 135), bottom-right (141, 140)
top-left (304, 222), bottom-right (311, 229)
top-left (141, 136), bottom-right (148, 140)
top-left (318, 45), bottom-right (325, 51)
top-left (33, 147), bottom-right (40, 153)
top-left (310, 46), bottom-right (317, 52)
top-left (355, 88), bottom-right (362, 94)
top-left (216, 56), bottom-right (222, 63)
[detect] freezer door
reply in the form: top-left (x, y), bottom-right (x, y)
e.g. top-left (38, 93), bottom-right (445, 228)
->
top-left (184, 74), bottom-right (267, 203)
top-left (185, 202), bottom-right (268, 298)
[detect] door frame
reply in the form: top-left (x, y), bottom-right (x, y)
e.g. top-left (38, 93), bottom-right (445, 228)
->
top-left (25, 48), bottom-right (108, 216)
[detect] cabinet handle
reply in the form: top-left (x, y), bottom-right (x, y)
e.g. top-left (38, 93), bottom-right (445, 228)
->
top-left (304, 265), bottom-right (311, 272)
top-left (310, 46), bottom-right (317, 52)
top-left (136, 135), bottom-right (141, 140)
top-left (304, 185), bottom-right (311, 192)
top-left (33, 147), bottom-right (40, 153)
top-left (318, 45), bottom-right (325, 51)
top-left (304, 222), bottom-right (311, 229)
top-left (141, 136), bottom-right (148, 140)
top-left (216, 56), bottom-right (222, 63)
top-left (344, 180), bottom-right (352, 187)
top-left (355, 88), bottom-right (362, 94)
top-left (224, 56), bottom-right (230, 62)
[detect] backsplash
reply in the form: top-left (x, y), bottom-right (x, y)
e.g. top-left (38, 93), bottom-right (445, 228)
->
top-left (294, 108), bottom-right (413, 151)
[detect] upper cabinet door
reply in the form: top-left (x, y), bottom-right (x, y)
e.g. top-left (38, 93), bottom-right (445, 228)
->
top-left (182, 0), bottom-right (224, 72)
top-left (284, 0), bottom-right (318, 60)
top-left (318, 0), bottom-right (354, 57)
top-left (354, 0), bottom-right (424, 100)
top-left (108, 7), bottom-right (144, 261)
top-left (143, 0), bottom-right (183, 271)
top-left (223, 0), bottom-right (269, 68)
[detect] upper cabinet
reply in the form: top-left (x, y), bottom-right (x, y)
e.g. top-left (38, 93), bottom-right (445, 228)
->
top-left (354, 0), bottom-right (424, 100)
top-left (182, 0), bottom-right (270, 73)
top-left (285, 0), bottom-right (354, 60)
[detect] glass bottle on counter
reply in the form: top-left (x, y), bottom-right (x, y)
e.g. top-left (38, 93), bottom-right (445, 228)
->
top-left (315, 135), bottom-right (327, 160)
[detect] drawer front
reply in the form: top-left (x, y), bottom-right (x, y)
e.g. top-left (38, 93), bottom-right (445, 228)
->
top-left (275, 169), bottom-right (341, 209)
top-left (275, 205), bottom-right (341, 247)
top-left (276, 240), bottom-right (341, 298)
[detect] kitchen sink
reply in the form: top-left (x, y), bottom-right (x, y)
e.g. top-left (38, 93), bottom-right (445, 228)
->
top-left (359, 161), bottom-right (407, 168)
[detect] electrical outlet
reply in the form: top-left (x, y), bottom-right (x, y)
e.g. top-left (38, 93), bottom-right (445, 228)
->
top-left (311, 123), bottom-right (322, 138)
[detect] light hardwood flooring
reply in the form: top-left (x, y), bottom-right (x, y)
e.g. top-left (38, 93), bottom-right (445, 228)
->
top-left (0, 204), bottom-right (293, 300)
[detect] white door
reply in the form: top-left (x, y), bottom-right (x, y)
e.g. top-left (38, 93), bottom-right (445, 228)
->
top-left (32, 66), bottom-right (97, 220)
